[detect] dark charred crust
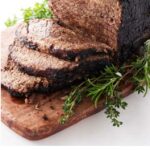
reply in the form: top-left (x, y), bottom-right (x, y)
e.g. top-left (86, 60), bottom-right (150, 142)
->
top-left (10, 42), bottom-right (111, 81)
top-left (16, 57), bottom-right (111, 80)
top-left (1, 84), bottom-right (28, 98)
top-left (4, 43), bottom-right (112, 98)
top-left (49, 0), bottom-right (150, 63)
top-left (50, 47), bottom-right (111, 61)
top-left (2, 55), bottom-right (111, 98)
top-left (15, 19), bottom-right (113, 61)
top-left (19, 36), bottom-right (38, 50)
top-left (1, 76), bottom-right (72, 98)
top-left (42, 114), bottom-right (49, 121)
top-left (18, 36), bottom-right (112, 61)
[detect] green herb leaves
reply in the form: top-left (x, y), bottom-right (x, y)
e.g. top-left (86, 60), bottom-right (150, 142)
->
top-left (5, 0), bottom-right (52, 27)
top-left (21, 0), bottom-right (52, 23)
top-left (60, 82), bottom-right (86, 124)
top-left (5, 16), bottom-right (18, 27)
top-left (87, 66), bottom-right (128, 127)
top-left (105, 94), bottom-right (128, 127)
top-left (87, 66), bottom-right (121, 107)
top-left (61, 40), bottom-right (150, 127)
top-left (133, 40), bottom-right (150, 96)
top-left (60, 65), bottom-right (128, 127)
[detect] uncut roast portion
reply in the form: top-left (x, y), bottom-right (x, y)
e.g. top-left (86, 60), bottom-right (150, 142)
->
top-left (49, 0), bottom-right (150, 61)
top-left (2, 0), bottom-right (150, 97)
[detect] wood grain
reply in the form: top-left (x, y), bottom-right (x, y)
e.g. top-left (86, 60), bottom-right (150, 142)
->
top-left (1, 27), bottom-right (134, 140)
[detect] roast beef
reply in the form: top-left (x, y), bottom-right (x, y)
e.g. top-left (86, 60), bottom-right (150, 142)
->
top-left (49, 0), bottom-right (150, 62)
top-left (15, 19), bottom-right (112, 61)
top-left (2, 58), bottom-right (96, 97)
top-left (10, 42), bottom-right (110, 80)
top-left (1, 59), bottom-right (51, 97)
top-left (2, 0), bottom-right (150, 98)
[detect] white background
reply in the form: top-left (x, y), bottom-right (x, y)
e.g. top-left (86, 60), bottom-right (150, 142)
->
top-left (0, 0), bottom-right (150, 146)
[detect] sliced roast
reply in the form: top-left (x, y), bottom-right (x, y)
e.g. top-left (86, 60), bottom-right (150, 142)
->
top-left (1, 59), bottom-right (91, 97)
top-left (1, 59), bottom-right (51, 97)
top-left (15, 19), bottom-right (112, 61)
top-left (10, 43), bottom-right (110, 80)
top-left (2, 55), bottom-right (110, 97)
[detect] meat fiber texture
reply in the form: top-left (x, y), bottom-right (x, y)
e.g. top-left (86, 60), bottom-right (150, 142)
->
top-left (2, 52), bottom-right (110, 97)
top-left (10, 41), bottom-right (110, 81)
top-left (2, 40), bottom-right (110, 97)
top-left (1, 59), bottom-right (51, 97)
top-left (1, 23), bottom-right (111, 97)
top-left (49, 0), bottom-right (150, 62)
top-left (2, 58), bottom-right (83, 97)
top-left (15, 19), bottom-right (112, 61)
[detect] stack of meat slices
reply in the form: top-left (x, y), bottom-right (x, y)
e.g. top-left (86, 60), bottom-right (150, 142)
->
top-left (1, 19), bottom-right (112, 97)
top-left (3, 0), bottom-right (150, 98)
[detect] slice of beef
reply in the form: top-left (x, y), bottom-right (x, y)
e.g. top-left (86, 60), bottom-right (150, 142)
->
top-left (10, 43), bottom-right (111, 80)
top-left (1, 60), bottom-right (51, 97)
top-left (2, 54), bottom-right (110, 97)
top-left (1, 59), bottom-right (86, 97)
top-left (49, 0), bottom-right (150, 62)
top-left (15, 19), bottom-right (112, 61)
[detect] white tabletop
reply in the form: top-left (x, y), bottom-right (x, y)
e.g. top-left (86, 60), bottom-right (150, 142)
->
top-left (0, 0), bottom-right (150, 146)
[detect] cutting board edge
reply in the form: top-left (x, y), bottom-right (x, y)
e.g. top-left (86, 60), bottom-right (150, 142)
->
top-left (1, 104), bottom-right (102, 140)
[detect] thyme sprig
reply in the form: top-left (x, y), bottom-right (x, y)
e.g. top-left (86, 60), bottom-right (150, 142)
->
top-left (61, 40), bottom-right (150, 127)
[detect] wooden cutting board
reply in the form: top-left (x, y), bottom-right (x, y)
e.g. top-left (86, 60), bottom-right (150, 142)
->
top-left (1, 27), bottom-right (134, 140)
